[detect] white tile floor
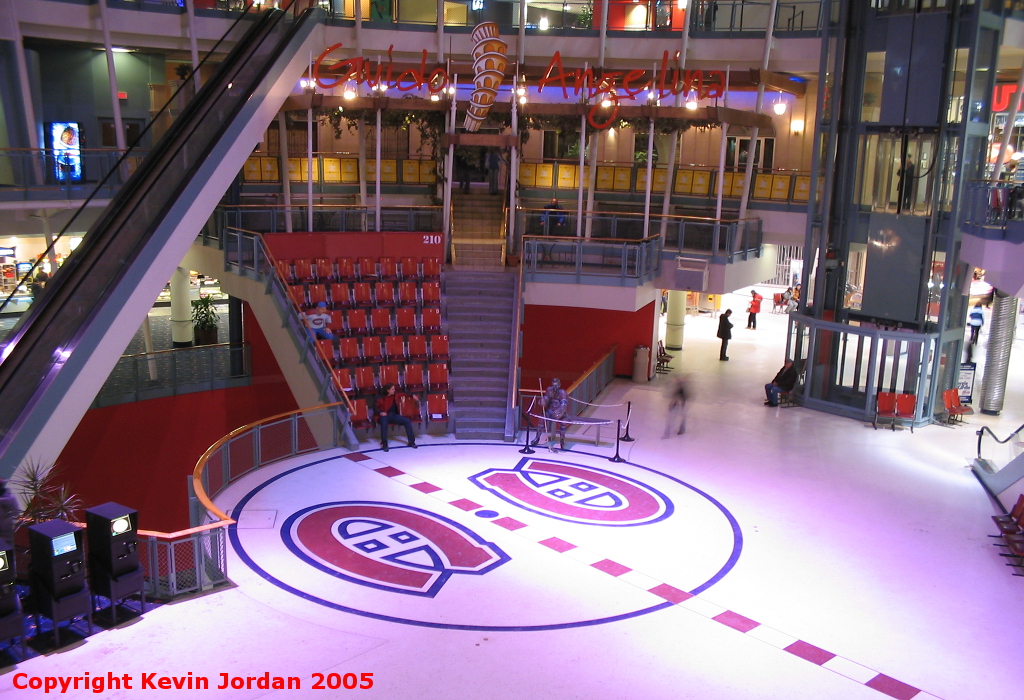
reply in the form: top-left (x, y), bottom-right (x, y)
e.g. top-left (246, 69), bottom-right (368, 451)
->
top-left (6, 293), bottom-right (1024, 700)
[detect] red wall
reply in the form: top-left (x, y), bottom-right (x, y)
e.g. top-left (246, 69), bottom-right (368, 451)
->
top-left (263, 232), bottom-right (443, 262)
top-left (56, 304), bottom-right (298, 533)
top-left (520, 302), bottom-right (656, 379)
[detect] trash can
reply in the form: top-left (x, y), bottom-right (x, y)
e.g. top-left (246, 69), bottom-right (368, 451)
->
top-left (633, 345), bottom-right (650, 383)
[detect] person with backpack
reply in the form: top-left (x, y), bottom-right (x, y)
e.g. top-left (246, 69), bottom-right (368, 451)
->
top-left (968, 302), bottom-right (984, 345)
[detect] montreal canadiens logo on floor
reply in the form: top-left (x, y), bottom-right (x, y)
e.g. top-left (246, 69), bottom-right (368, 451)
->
top-left (282, 501), bottom-right (510, 597)
top-left (469, 457), bottom-right (673, 526)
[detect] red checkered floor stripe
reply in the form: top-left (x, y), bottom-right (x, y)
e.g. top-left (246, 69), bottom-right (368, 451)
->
top-left (343, 453), bottom-right (943, 700)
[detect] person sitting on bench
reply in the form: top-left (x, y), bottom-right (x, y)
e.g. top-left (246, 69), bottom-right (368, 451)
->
top-left (765, 360), bottom-right (798, 407)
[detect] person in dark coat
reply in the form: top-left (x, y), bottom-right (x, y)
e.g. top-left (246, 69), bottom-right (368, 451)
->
top-left (376, 383), bottom-right (419, 452)
top-left (717, 309), bottom-right (733, 361)
top-left (765, 359), bottom-right (799, 406)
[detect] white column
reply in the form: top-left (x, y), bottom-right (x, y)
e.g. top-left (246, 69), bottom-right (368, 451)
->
top-left (38, 212), bottom-right (58, 272)
top-left (659, 13), bottom-right (690, 236)
top-left (184, 0), bottom-right (202, 92)
top-left (737, 0), bottom-right (779, 220)
top-left (355, 0), bottom-right (364, 55)
top-left (584, 132), bottom-right (598, 237)
top-left (307, 106), bottom-right (314, 231)
top-left (278, 113), bottom-right (293, 232)
top-left (642, 117), bottom-right (655, 238)
top-left (598, 0), bottom-right (609, 67)
top-left (141, 314), bottom-right (158, 380)
top-left (437, 0), bottom-right (445, 62)
top-left (508, 78), bottom-right (519, 251)
top-left (665, 289), bottom-right (686, 351)
top-left (357, 117), bottom-right (368, 208)
top-left (97, 0), bottom-right (127, 154)
top-left (576, 112), bottom-right (586, 237)
top-left (715, 67), bottom-right (730, 221)
top-left (4, 0), bottom-right (42, 172)
top-left (518, 0), bottom-right (527, 65)
top-left (375, 107), bottom-right (383, 231)
top-left (170, 267), bottom-right (193, 348)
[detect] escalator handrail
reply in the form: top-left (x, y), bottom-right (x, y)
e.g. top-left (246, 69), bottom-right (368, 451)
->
top-left (976, 422), bottom-right (1024, 461)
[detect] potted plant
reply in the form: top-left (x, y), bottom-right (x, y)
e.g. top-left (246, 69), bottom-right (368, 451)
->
top-left (9, 460), bottom-right (83, 581)
top-left (191, 294), bottom-right (219, 346)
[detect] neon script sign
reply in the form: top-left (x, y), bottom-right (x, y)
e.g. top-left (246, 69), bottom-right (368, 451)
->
top-left (313, 46), bottom-right (726, 129)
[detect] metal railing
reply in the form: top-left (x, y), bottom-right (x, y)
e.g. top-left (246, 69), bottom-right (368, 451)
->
top-left (137, 522), bottom-right (230, 599)
top-left (0, 148), bottom-right (150, 202)
top-left (217, 204), bottom-right (443, 234)
top-left (521, 234), bottom-right (662, 283)
top-left (519, 344), bottom-right (618, 424)
top-left (92, 342), bottom-right (250, 408)
top-left (504, 260), bottom-right (525, 440)
top-left (960, 181), bottom-right (1024, 241)
top-left (975, 422), bottom-right (1024, 473)
top-left (190, 401), bottom-right (357, 527)
top-left (691, 0), bottom-right (826, 33)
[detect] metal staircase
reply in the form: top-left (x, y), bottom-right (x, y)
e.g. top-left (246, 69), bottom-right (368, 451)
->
top-left (450, 191), bottom-right (506, 268)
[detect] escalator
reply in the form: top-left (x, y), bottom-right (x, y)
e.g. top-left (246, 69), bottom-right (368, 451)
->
top-left (0, 6), bottom-right (325, 474)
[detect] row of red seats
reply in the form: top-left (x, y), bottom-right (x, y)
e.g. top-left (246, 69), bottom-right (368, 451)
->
top-left (348, 393), bottom-right (449, 431)
top-left (278, 256), bottom-right (441, 284)
top-left (309, 308), bottom-right (443, 337)
top-left (319, 335), bottom-right (449, 366)
top-left (289, 281), bottom-right (440, 310)
top-left (334, 363), bottom-right (449, 395)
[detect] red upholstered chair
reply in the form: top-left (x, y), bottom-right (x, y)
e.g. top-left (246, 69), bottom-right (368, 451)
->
top-left (317, 339), bottom-right (337, 368)
top-left (421, 307), bottom-right (442, 333)
top-left (421, 282), bottom-right (441, 307)
top-left (362, 336), bottom-right (384, 364)
top-left (423, 257), bottom-right (441, 280)
top-left (288, 285), bottom-right (307, 310)
top-left (358, 256), bottom-right (378, 281)
top-left (894, 393), bottom-right (917, 433)
top-left (313, 257), bottom-right (334, 282)
top-left (403, 363), bottom-right (425, 392)
top-left (384, 335), bottom-right (407, 363)
top-left (400, 256), bottom-right (420, 281)
top-left (354, 365), bottom-right (378, 395)
top-left (426, 393), bottom-right (449, 423)
top-left (338, 337), bottom-right (361, 364)
top-left (399, 394), bottom-right (423, 426)
top-left (375, 282), bottom-right (397, 307)
top-left (379, 257), bottom-right (399, 281)
top-left (336, 257), bottom-right (357, 282)
top-left (348, 399), bottom-right (373, 430)
top-left (396, 307), bottom-right (418, 334)
top-left (293, 258), bottom-right (313, 281)
top-left (943, 388), bottom-right (971, 424)
top-left (329, 283), bottom-right (352, 309)
top-left (275, 260), bottom-right (294, 284)
top-left (398, 281), bottom-right (419, 306)
top-left (873, 392), bottom-right (897, 430)
top-left (307, 284), bottom-right (328, 308)
top-left (427, 362), bottom-right (449, 392)
top-left (408, 335), bottom-right (429, 362)
top-left (379, 364), bottom-right (402, 388)
top-left (429, 335), bottom-right (449, 362)
top-left (353, 282), bottom-right (374, 307)
top-left (370, 308), bottom-right (393, 335)
top-left (332, 368), bottom-right (353, 394)
top-left (346, 309), bottom-right (370, 336)
top-left (327, 310), bottom-right (346, 335)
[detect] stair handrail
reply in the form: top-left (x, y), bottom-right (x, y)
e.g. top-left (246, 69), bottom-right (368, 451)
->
top-left (504, 256), bottom-right (524, 440)
top-left (976, 422), bottom-right (1024, 462)
top-left (223, 226), bottom-right (355, 414)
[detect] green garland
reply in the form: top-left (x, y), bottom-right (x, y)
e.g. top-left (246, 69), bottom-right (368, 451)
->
top-left (317, 105), bottom-right (447, 161)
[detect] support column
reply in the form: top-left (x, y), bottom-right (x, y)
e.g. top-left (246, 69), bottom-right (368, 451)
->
top-left (584, 132), bottom-right (598, 238)
top-left (4, 0), bottom-right (42, 182)
top-left (184, 0), bottom-right (202, 92)
top-left (278, 113), bottom-right (293, 232)
top-left (665, 290), bottom-right (686, 351)
top-left (357, 117), bottom-right (368, 208)
top-left (979, 293), bottom-right (1019, 415)
top-left (437, 0), bottom-right (445, 62)
top-left (307, 101), bottom-right (314, 232)
top-left (38, 212), bottom-right (58, 272)
top-left (141, 314), bottom-right (157, 381)
top-left (737, 0), bottom-right (779, 221)
top-left (659, 16), bottom-right (690, 236)
top-left (375, 106), bottom-right (382, 232)
top-left (518, 0), bottom-right (527, 65)
top-left (508, 77), bottom-right (519, 253)
top-left (576, 110), bottom-right (586, 237)
top-left (642, 117), bottom-right (655, 238)
top-left (228, 296), bottom-right (244, 377)
top-left (598, 0), bottom-right (609, 67)
top-left (97, 0), bottom-right (127, 154)
top-left (170, 267), bottom-right (193, 348)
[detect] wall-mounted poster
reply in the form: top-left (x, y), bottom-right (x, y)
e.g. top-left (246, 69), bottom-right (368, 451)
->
top-left (50, 122), bottom-right (82, 181)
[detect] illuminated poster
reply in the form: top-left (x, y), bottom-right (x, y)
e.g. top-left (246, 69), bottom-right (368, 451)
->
top-left (50, 122), bottom-right (82, 181)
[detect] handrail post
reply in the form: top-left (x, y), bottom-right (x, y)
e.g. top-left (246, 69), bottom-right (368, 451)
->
top-left (253, 423), bottom-right (262, 468)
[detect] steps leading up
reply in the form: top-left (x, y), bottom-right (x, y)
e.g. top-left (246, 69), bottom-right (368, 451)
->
top-left (444, 269), bottom-right (517, 441)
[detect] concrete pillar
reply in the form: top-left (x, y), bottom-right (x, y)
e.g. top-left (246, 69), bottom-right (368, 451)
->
top-left (980, 293), bottom-right (1019, 415)
top-left (665, 290), bottom-right (686, 351)
top-left (170, 267), bottom-right (193, 348)
top-left (228, 296), bottom-right (244, 377)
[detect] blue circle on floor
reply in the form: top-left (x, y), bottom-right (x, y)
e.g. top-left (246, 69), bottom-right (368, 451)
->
top-left (475, 509), bottom-right (499, 518)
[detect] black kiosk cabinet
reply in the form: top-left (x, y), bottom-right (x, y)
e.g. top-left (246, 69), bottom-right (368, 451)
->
top-left (86, 503), bottom-right (145, 623)
top-left (0, 539), bottom-right (25, 656)
top-left (28, 520), bottom-right (92, 646)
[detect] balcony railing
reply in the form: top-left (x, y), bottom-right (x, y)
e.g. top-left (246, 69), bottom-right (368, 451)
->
top-left (960, 181), bottom-right (1024, 242)
top-left (691, 0), bottom-right (826, 34)
top-left (521, 234), bottom-right (662, 284)
top-left (0, 148), bottom-right (150, 202)
top-left (217, 204), bottom-right (444, 234)
top-left (92, 342), bottom-right (250, 408)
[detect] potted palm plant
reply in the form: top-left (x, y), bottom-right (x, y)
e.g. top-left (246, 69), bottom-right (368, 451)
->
top-left (191, 295), bottom-right (219, 346)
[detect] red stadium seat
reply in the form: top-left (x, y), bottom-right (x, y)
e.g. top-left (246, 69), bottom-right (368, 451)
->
top-left (399, 394), bottom-right (423, 425)
top-left (349, 399), bottom-right (373, 430)
top-left (427, 362), bottom-right (449, 391)
top-left (423, 257), bottom-right (441, 280)
top-left (384, 335), bottom-right (407, 362)
top-left (275, 260), bottom-right (294, 284)
top-left (293, 258), bottom-right (314, 281)
top-left (396, 307), bottom-right (418, 334)
top-left (346, 309), bottom-right (370, 336)
top-left (429, 335), bottom-right (449, 361)
top-left (403, 363), bottom-right (425, 392)
top-left (421, 307), bottom-right (441, 333)
top-left (400, 256), bottom-right (420, 281)
top-left (329, 283), bottom-right (352, 309)
top-left (353, 282), bottom-right (374, 307)
top-left (427, 393), bottom-right (449, 423)
top-left (336, 257), bottom-right (357, 282)
top-left (288, 285), bottom-right (307, 310)
top-left (362, 336), bottom-right (384, 364)
top-left (379, 257), bottom-right (399, 281)
top-left (354, 366), bottom-right (377, 395)
top-left (308, 284), bottom-right (328, 308)
top-left (358, 256), bottom-right (378, 281)
top-left (332, 368), bottom-right (353, 394)
top-left (327, 310), bottom-right (346, 334)
top-left (379, 364), bottom-right (401, 388)
top-left (313, 257), bottom-right (334, 282)
top-left (339, 337), bottom-right (361, 364)
top-left (408, 335), bottom-right (429, 362)
top-left (317, 339), bottom-right (337, 367)
top-left (398, 281), bottom-right (419, 306)
top-left (375, 282), bottom-right (396, 307)
top-left (421, 282), bottom-right (441, 307)
top-left (370, 308), bottom-right (393, 335)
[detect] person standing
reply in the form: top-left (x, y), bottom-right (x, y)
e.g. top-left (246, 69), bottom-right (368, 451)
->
top-left (968, 302), bottom-right (984, 345)
top-left (376, 383), bottom-right (419, 452)
top-left (717, 309), bottom-right (733, 361)
top-left (487, 149), bottom-right (502, 195)
top-left (541, 378), bottom-right (569, 451)
top-left (746, 289), bottom-right (763, 329)
top-left (897, 155), bottom-right (915, 212)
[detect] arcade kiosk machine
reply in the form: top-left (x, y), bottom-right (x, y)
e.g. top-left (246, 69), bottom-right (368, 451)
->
top-left (86, 503), bottom-right (145, 623)
top-left (0, 540), bottom-right (25, 656)
top-left (28, 520), bottom-right (92, 647)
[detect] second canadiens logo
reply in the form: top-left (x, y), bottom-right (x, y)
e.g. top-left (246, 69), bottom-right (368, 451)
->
top-left (469, 458), bottom-right (673, 526)
top-left (282, 502), bottom-right (509, 597)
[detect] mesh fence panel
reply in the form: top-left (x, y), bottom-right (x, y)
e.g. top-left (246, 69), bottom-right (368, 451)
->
top-left (258, 418), bottom-right (295, 465)
top-left (228, 432), bottom-right (256, 480)
top-left (169, 538), bottom-right (200, 596)
top-left (297, 411), bottom-right (333, 452)
top-left (206, 449), bottom-right (225, 497)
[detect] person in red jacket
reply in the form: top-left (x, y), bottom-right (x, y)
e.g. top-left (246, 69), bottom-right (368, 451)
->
top-left (376, 383), bottom-right (420, 452)
top-left (746, 289), bottom-right (763, 329)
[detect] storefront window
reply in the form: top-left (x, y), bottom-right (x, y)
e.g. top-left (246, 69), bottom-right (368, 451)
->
top-left (861, 52), bottom-right (885, 123)
top-left (947, 48), bottom-right (968, 124)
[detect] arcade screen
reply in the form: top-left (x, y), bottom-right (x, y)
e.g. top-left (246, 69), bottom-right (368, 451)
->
top-left (51, 532), bottom-right (77, 557)
top-left (49, 122), bottom-right (82, 181)
top-left (110, 515), bottom-right (132, 536)
top-left (0, 552), bottom-right (7, 572)
top-left (16, 263), bottom-right (33, 276)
